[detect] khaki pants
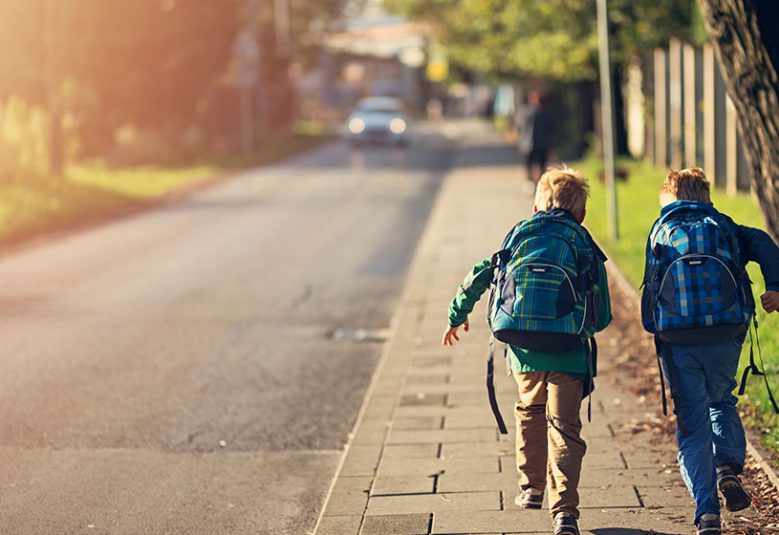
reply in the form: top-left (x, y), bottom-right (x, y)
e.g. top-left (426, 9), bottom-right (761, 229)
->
top-left (514, 371), bottom-right (585, 518)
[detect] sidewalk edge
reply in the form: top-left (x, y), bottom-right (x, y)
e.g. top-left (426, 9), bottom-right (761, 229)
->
top-left (310, 156), bottom-right (455, 535)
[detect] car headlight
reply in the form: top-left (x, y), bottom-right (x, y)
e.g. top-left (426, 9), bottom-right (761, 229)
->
top-left (389, 118), bottom-right (407, 134)
top-left (348, 117), bottom-right (366, 134)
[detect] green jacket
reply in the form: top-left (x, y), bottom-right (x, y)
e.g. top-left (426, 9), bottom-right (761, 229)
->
top-left (448, 254), bottom-right (612, 375)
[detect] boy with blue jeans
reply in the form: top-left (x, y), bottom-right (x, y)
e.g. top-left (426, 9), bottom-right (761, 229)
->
top-left (641, 168), bottom-right (779, 535)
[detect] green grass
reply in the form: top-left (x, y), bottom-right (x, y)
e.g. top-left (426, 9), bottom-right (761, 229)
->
top-left (0, 134), bottom-right (329, 247)
top-left (574, 156), bottom-right (779, 455)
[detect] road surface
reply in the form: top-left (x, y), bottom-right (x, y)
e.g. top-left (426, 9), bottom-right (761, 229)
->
top-left (0, 124), bottom-right (458, 534)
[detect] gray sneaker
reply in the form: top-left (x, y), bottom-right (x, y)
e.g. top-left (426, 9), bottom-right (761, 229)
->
top-left (553, 512), bottom-right (579, 535)
top-left (696, 513), bottom-right (720, 535)
top-left (514, 488), bottom-right (543, 509)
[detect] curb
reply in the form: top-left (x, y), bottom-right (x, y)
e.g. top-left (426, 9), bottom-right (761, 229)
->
top-left (603, 248), bottom-right (779, 494)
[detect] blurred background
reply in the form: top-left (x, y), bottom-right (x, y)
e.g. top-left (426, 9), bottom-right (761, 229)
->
top-left (1, 1), bottom-right (779, 534)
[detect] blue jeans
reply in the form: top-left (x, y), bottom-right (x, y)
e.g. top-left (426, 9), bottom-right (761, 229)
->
top-left (661, 338), bottom-right (746, 523)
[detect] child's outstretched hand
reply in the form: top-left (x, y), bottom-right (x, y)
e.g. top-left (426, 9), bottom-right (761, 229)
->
top-left (761, 291), bottom-right (779, 313)
top-left (442, 321), bottom-right (469, 346)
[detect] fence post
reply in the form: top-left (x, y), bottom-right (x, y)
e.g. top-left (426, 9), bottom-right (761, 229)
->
top-left (669, 38), bottom-right (683, 170)
top-left (683, 43), bottom-right (697, 167)
top-left (654, 48), bottom-right (667, 168)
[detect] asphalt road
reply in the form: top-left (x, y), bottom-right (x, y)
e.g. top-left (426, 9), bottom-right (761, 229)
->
top-left (0, 123), bottom-right (457, 534)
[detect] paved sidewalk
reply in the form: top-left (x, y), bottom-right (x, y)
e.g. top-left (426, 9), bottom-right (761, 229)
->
top-left (313, 123), bottom-right (691, 535)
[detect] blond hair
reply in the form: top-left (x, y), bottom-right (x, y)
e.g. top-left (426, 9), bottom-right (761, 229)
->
top-left (534, 166), bottom-right (590, 218)
top-left (659, 168), bottom-right (712, 207)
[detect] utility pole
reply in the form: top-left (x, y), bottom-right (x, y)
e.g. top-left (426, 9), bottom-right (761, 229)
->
top-left (596, 0), bottom-right (619, 241)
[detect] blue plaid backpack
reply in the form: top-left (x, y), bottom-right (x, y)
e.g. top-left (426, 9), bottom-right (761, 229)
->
top-left (641, 202), bottom-right (754, 344)
top-left (484, 210), bottom-right (605, 433)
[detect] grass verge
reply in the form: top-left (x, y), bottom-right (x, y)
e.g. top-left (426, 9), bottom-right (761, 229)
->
top-left (574, 156), bottom-right (779, 456)
top-left (0, 134), bottom-right (328, 248)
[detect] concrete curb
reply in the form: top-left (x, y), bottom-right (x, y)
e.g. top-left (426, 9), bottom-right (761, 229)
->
top-left (602, 246), bottom-right (779, 494)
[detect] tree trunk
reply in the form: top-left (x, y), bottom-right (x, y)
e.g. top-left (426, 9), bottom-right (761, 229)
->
top-left (697, 0), bottom-right (779, 241)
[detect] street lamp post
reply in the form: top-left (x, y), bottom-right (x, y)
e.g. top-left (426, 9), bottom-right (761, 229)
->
top-left (596, 0), bottom-right (619, 241)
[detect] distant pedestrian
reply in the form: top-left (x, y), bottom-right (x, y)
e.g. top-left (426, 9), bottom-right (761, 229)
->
top-left (442, 167), bottom-right (612, 535)
top-left (641, 168), bottom-right (779, 535)
top-left (515, 90), bottom-right (554, 183)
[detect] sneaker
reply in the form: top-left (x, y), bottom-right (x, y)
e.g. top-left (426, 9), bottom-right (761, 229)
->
top-left (514, 488), bottom-right (543, 509)
top-left (697, 513), bottom-right (721, 535)
top-left (553, 512), bottom-right (579, 535)
top-left (716, 465), bottom-right (751, 512)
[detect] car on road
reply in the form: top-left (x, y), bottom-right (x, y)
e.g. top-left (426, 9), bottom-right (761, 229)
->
top-left (345, 96), bottom-right (409, 147)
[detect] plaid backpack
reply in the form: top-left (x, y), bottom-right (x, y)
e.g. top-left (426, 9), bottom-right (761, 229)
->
top-left (488, 210), bottom-right (602, 352)
top-left (641, 202), bottom-right (754, 344)
top-left (483, 210), bottom-right (605, 434)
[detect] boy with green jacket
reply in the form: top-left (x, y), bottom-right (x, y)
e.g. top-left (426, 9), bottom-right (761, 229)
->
top-left (442, 167), bottom-right (612, 535)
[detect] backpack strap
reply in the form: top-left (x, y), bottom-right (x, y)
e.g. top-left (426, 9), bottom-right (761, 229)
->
top-left (584, 337), bottom-right (597, 422)
top-left (486, 335), bottom-right (509, 435)
top-left (738, 318), bottom-right (779, 414)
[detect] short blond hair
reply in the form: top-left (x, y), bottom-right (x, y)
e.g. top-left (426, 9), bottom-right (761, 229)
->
top-left (534, 166), bottom-right (590, 218)
top-left (659, 168), bottom-right (711, 207)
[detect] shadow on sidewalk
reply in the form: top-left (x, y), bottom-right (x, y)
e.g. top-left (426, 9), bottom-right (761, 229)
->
top-left (592, 529), bottom-right (679, 535)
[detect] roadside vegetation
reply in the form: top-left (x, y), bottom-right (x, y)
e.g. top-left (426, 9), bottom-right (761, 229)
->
top-left (0, 132), bottom-right (328, 248)
top-left (577, 156), bottom-right (779, 455)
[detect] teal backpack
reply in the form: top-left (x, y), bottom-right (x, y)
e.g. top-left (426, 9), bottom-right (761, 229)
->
top-left (485, 209), bottom-right (605, 433)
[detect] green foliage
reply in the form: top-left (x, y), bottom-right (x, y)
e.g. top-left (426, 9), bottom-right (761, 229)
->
top-left (578, 156), bottom-right (779, 454)
top-left (386, 0), bottom-right (699, 81)
top-left (0, 132), bottom-right (327, 246)
top-left (0, 0), bottom-right (346, 163)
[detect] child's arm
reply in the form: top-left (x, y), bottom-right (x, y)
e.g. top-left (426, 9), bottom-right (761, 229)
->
top-left (442, 258), bottom-right (492, 345)
top-left (736, 224), bottom-right (779, 312)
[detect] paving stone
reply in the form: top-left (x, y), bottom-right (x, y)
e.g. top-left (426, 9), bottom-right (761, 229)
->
top-left (366, 491), bottom-right (501, 516)
top-left (381, 444), bottom-right (439, 460)
top-left (392, 416), bottom-right (444, 430)
top-left (316, 515), bottom-right (362, 535)
top-left (360, 513), bottom-right (430, 535)
top-left (377, 455), bottom-right (498, 478)
top-left (432, 509), bottom-right (549, 534)
top-left (394, 405), bottom-right (487, 418)
top-left (448, 390), bottom-right (516, 408)
top-left (372, 475), bottom-right (436, 496)
top-left (399, 393), bottom-right (447, 407)
top-left (351, 424), bottom-right (390, 445)
top-left (405, 373), bottom-right (449, 385)
top-left (332, 476), bottom-right (373, 495)
top-left (402, 383), bottom-right (484, 395)
top-left (441, 442), bottom-right (514, 459)
top-left (634, 484), bottom-right (690, 508)
top-left (341, 444), bottom-right (383, 476)
top-left (437, 472), bottom-right (515, 494)
top-left (443, 412), bottom-right (499, 429)
top-left (387, 428), bottom-right (497, 445)
top-left (324, 488), bottom-right (370, 516)
top-left (410, 356), bottom-right (452, 368)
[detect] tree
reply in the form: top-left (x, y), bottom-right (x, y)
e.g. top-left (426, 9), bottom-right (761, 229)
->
top-left (696, 0), bottom-right (779, 241)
